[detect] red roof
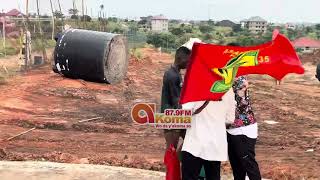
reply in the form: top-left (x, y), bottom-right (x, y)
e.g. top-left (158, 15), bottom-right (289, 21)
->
top-left (293, 37), bottom-right (320, 48)
top-left (6, 9), bottom-right (23, 17)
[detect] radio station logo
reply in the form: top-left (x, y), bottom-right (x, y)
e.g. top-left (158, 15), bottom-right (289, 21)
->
top-left (131, 103), bottom-right (192, 129)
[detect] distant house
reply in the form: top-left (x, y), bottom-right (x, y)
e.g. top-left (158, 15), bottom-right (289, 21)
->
top-left (292, 37), bottom-right (320, 53)
top-left (216, 20), bottom-right (236, 28)
top-left (286, 23), bottom-right (297, 30)
top-left (5, 9), bottom-right (24, 17)
top-left (0, 10), bottom-right (18, 36)
top-left (240, 16), bottom-right (267, 33)
top-left (151, 15), bottom-right (168, 32)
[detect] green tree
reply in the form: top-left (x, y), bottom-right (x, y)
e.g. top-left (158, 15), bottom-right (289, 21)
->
top-left (306, 26), bottom-right (313, 34)
top-left (71, 15), bottom-right (79, 20)
top-left (315, 24), bottom-right (320, 30)
top-left (170, 27), bottom-right (184, 36)
top-left (287, 29), bottom-right (298, 40)
top-left (232, 24), bottom-right (242, 33)
top-left (208, 19), bottom-right (215, 26)
top-left (203, 33), bottom-right (214, 41)
top-left (199, 24), bottom-right (214, 34)
top-left (138, 19), bottom-right (148, 25)
top-left (68, 8), bottom-right (79, 16)
top-left (236, 35), bottom-right (255, 46)
top-left (147, 33), bottom-right (177, 49)
top-left (128, 23), bottom-right (139, 33)
top-left (81, 15), bottom-right (92, 22)
top-left (108, 17), bottom-right (118, 22)
top-left (53, 10), bottom-right (64, 18)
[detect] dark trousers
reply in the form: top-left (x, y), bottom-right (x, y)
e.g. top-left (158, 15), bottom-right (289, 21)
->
top-left (227, 133), bottom-right (261, 180)
top-left (181, 151), bottom-right (221, 180)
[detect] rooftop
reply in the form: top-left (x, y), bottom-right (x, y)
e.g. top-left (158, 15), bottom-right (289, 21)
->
top-left (292, 37), bottom-right (320, 48)
top-left (151, 15), bottom-right (168, 20)
top-left (242, 16), bottom-right (267, 22)
top-left (5, 9), bottom-right (24, 17)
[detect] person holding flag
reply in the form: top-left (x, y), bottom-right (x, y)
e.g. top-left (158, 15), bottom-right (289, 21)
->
top-left (179, 31), bottom-right (304, 180)
top-left (161, 38), bottom-right (202, 152)
top-left (181, 89), bottom-right (236, 180)
top-left (161, 38), bottom-right (202, 180)
top-left (227, 76), bottom-right (261, 180)
top-left (222, 43), bottom-right (262, 180)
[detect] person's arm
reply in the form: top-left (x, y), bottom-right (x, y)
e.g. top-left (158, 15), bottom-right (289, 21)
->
top-left (161, 73), bottom-right (173, 112)
top-left (225, 89), bottom-right (236, 124)
top-left (167, 74), bottom-right (182, 109)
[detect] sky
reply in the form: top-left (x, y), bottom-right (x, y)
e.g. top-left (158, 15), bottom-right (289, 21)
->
top-left (0, 0), bottom-right (319, 23)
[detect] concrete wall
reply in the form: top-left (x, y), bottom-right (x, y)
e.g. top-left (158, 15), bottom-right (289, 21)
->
top-left (151, 19), bottom-right (168, 32)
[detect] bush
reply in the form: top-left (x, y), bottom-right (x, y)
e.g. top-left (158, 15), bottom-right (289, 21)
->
top-left (199, 24), bottom-right (214, 34)
top-left (0, 47), bottom-right (18, 57)
top-left (71, 15), bottom-right (79, 20)
top-left (33, 39), bottom-right (56, 52)
top-left (130, 48), bottom-right (143, 60)
top-left (146, 32), bottom-right (177, 49)
top-left (81, 15), bottom-right (92, 22)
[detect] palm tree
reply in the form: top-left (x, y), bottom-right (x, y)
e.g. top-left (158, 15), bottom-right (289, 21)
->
top-left (99, 4), bottom-right (104, 18)
top-left (68, 8), bottom-right (79, 16)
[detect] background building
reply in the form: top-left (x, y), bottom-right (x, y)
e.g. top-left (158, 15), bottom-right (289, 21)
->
top-left (151, 15), bottom-right (168, 32)
top-left (241, 16), bottom-right (267, 33)
top-left (292, 37), bottom-right (320, 53)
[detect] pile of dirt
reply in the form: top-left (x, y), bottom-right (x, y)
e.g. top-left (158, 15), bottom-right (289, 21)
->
top-left (300, 49), bottom-right (320, 64)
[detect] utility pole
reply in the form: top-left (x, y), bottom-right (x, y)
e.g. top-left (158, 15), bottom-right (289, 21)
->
top-left (26, 0), bottom-right (29, 29)
top-left (36, 0), bottom-right (48, 62)
top-left (26, 0), bottom-right (29, 19)
top-left (49, 0), bottom-right (55, 40)
top-left (82, 0), bottom-right (85, 28)
top-left (57, 0), bottom-right (64, 28)
top-left (2, 10), bottom-right (6, 57)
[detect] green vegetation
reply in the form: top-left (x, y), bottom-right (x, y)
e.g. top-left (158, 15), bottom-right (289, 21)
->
top-left (130, 48), bottom-right (143, 61)
top-left (0, 39), bottom-right (19, 57)
top-left (1, 14), bottom-right (320, 58)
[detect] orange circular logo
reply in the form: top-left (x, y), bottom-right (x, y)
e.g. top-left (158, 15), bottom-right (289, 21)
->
top-left (131, 103), bottom-right (155, 124)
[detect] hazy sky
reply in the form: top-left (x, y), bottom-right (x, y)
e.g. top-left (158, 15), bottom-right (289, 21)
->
top-left (0, 0), bottom-right (319, 23)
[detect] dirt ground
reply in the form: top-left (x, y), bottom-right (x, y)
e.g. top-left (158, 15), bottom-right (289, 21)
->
top-left (0, 48), bottom-right (319, 180)
top-left (0, 161), bottom-right (165, 180)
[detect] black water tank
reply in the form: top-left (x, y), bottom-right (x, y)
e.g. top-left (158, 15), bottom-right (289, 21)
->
top-left (53, 29), bottom-right (128, 84)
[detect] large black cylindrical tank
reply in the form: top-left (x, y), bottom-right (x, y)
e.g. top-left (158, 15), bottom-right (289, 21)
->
top-left (53, 29), bottom-right (128, 84)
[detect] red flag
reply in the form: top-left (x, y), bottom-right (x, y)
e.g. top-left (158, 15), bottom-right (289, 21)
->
top-left (180, 31), bottom-right (304, 104)
top-left (164, 145), bottom-right (181, 180)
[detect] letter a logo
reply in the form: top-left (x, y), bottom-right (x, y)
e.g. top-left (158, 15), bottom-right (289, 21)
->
top-left (131, 103), bottom-right (155, 124)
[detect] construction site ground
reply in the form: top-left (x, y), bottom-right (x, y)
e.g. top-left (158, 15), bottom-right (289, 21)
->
top-left (0, 48), bottom-right (319, 180)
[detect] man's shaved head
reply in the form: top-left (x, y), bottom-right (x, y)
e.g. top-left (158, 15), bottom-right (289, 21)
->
top-left (174, 46), bottom-right (191, 70)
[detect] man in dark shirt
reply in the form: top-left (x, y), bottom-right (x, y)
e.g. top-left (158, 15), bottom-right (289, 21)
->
top-left (161, 45), bottom-right (191, 150)
top-left (316, 63), bottom-right (320, 81)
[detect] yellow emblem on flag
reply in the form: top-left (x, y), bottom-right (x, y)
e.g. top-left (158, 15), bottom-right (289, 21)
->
top-left (211, 51), bottom-right (259, 93)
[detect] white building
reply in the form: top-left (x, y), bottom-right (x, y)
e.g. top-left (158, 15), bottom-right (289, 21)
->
top-left (151, 15), bottom-right (168, 32)
top-left (286, 23), bottom-right (297, 30)
top-left (240, 16), bottom-right (268, 33)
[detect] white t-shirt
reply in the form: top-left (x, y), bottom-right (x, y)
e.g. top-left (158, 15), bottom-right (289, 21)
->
top-left (181, 89), bottom-right (236, 161)
top-left (227, 123), bottom-right (258, 139)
